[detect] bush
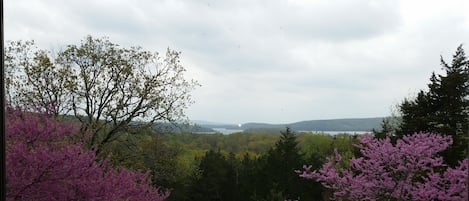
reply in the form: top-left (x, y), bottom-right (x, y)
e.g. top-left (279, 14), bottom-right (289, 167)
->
top-left (6, 107), bottom-right (169, 201)
top-left (297, 133), bottom-right (468, 201)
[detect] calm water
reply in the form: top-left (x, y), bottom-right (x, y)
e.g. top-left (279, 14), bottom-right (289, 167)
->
top-left (212, 128), bottom-right (244, 134)
top-left (201, 128), bottom-right (370, 135)
top-left (298, 131), bottom-right (370, 135)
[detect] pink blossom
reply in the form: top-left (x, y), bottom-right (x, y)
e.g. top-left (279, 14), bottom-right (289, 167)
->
top-left (6, 108), bottom-right (169, 201)
top-left (298, 133), bottom-right (468, 201)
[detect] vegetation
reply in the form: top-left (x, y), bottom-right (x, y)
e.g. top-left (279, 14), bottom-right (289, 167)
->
top-left (5, 108), bottom-right (168, 201)
top-left (5, 36), bottom-right (199, 153)
top-left (397, 45), bottom-right (468, 166)
top-left (299, 133), bottom-right (468, 201)
top-left (4, 37), bottom-right (468, 201)
top-left (239, 117), bottom-right (383, 133)
top-left (317, 45), bottom-right (469, 200)
top-left (104, 128), bottom-right (356, 200)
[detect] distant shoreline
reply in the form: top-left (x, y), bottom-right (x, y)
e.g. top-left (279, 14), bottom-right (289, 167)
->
top-left (194, 128), bottom-right (370, 135)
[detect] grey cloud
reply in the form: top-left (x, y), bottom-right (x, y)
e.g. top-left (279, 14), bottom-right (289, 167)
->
top-left (45, 0), bottom-right (402, 73)
top-left (5, 0), bottom-right (469, 123)
top-left (279, 0), bottom-right (402, 41)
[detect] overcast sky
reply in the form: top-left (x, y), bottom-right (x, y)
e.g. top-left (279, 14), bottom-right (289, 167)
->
top-left (5, 0), bottom-right (469, 124)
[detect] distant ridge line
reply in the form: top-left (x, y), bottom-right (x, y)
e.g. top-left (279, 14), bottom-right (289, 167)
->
top-left (198, 117), bottom-right (384, 132)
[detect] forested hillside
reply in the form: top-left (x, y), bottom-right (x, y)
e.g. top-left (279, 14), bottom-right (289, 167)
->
top-left (4, 37), bottom-right (468, 201)
top-left (104, 128), bottom-right (359, 200)
top-left (199, 117), bottom-right (383, 133)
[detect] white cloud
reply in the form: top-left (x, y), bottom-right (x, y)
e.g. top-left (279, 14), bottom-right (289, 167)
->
top-left (5, 0), bottom-right (469, 123)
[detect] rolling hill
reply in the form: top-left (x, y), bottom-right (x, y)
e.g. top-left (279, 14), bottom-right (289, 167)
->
top-left (199, 117), bottom-right (384, 133)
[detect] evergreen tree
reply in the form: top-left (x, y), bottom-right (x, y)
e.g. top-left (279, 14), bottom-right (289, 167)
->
top-left (225, 152), bottom-right (241, 201)
top-left (260, 128), bottom-right (317, 200)
top-left (398, 45), bottom-right (469, 166)
top-left (238, 153), bottom-right (262, 201)
top-left (188, 150), bottom-right (238, 201)
top-left (373, 116), bottom-right (400, 140)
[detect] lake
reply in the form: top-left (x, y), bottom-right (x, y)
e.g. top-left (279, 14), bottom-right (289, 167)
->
top-left (197, 128), bottom-right (370, 135)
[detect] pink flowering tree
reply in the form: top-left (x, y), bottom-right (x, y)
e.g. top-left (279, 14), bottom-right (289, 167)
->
top-left (6, 107), bottom-right (169, 201)
top-left (297, 133), bottom-right (468, 201)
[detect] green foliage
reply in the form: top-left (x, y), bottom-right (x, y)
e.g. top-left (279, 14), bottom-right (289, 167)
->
top-left (397, 45), bottom-right (469, 166)
top-left (263, 128), bottom-right (305, 200)
top-left (299, 133), bottom-right (358, 169)
top-left (163, 132), bottom-right (280, 154)
top-left (104, 128), bottom-right (180, 190)
top-left (5, 36), bottom-right (199, 153)
top-left (372, 116), bottom-right (401, 139)
top-left (103, 128), bottom-right (356, 200)
top-left (186, 150), bottom-right (239, 201)
top-left (242, 128), bottom-right (324, 201)
top-left (88, 121), bottom-right (358, 201)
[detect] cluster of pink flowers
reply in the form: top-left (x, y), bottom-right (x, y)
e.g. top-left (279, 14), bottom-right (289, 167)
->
top-left (298, 133), bottom-right (468, 201)
top-left (6, 108), bottom-right (169, 201)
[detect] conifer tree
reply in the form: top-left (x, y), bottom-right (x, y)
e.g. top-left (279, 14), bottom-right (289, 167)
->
top-left (398, 45), bottom-right (468, 166)
top-left (188, 150), bottom-right (238, 201)
top-left (260, 128), bottom-right (315, 201)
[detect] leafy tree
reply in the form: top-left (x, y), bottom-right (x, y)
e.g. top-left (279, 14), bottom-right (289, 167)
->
top-left (187, 150), bottom-right (237, 201)
top-left (397, 45), bottom-right (468, 166)
top-left (4, 40), bottom-right (76, 115)
top-left (5, 107), bottom-right (168, 201)
top-left (5, 36), bottom-right (199, 153)
top-left (225, 152), bottom-right (241, 201)
top-left (238, 153), bottom-right (262, 201)
top-left (105, 131), bottom-right (180, 190)
top-left (165, 148), bottom-right (202, 201)
top-left (299, 133), bottom-right (358, 173)
top-left (372, 115), bottom-right (400, 139)
top-left (256, 128), bottom-right (317, 201)
top-left (298, 133), bottom-right (468, 201)
top-left (141, 137), bottom-right (180, 189)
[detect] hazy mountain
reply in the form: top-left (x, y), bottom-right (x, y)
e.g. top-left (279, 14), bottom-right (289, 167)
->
top-left (191, 120), bottom-right (232, 126)
top-left (288, 117), bottom-right (383, 131)
top-left (196, 117), bottom-right (383, 133)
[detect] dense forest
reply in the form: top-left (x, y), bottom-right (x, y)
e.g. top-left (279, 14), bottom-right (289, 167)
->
top-left (4, 37), bottom-right (468, 201)
top-left (103, 129), bottom-right (358, 200)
